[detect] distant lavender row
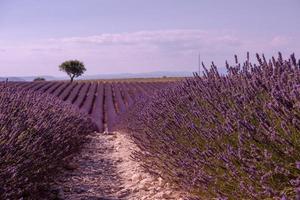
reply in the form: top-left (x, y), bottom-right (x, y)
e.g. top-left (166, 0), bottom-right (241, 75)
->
top-left (17, 81), bottom-right (172, 132)
top-left (0, 84), bottom-right (96, 199)
top-left (120, 53), bottom-right (300, 199)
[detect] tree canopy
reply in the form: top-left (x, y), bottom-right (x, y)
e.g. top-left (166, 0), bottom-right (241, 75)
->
top-left (33, 77), bottom-right (46, 81)
top-left (59, 60), bottom-right (86, 82)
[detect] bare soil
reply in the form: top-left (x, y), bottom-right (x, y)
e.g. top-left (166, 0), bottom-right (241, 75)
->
top-left (53, 131), bottom-right (187, 200)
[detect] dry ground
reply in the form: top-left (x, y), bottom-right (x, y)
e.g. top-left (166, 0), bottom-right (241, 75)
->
top-left (52, 131), bottom-right (188, 200)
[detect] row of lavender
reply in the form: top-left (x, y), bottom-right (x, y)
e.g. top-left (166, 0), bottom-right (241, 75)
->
top-left (0, 84), bottom-right (96, 199)
top-left (13, 81), bottom-right (169, 132)
top-left (120, 54), bottom-right (300, 199)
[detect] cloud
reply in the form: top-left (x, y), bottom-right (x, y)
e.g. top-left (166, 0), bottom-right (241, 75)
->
top-left (270, 36), bottom-right (290, 47)
top-left (30, 47), bottom-right (63, 52)
top-left (0, 29), bottom-right (298, 76)
top-left (49, 29), bottom-right (243, 49)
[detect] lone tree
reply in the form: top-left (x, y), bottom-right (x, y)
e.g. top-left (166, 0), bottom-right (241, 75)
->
top-left (33, 77), bottom-right (46, 81)
top-left (59, 60), bottom-right (86, 82)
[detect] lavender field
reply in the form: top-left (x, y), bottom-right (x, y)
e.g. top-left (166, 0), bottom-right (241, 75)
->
top-left (0, 79), bottom-right (176, 199)
top-left (120, 53), bottom-right (300, 199)
top-left (1, 53), bottom-right (300, 199)
top-left (0, 84), bottom-right (96, 198)
top-left (13, 80), bottom-right (171, 132)
top-left (1, 0), bottom-right (299, 199)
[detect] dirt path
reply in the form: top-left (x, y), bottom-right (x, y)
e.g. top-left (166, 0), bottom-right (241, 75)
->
top-left (53, 131), bottom-right (187, 200)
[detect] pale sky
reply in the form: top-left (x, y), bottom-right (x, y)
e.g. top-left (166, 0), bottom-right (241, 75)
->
top-left (0, 0), bottom-right (299, 76)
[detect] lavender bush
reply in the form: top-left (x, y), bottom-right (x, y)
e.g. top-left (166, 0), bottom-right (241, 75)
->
top-left (0, 84), bottom-right (97, 199)
top-left (120, 53), bottom-right (300, 199)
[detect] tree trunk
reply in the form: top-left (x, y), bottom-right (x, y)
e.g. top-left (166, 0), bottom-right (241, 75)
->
top-left (70, 75), bottom-right (75, 82)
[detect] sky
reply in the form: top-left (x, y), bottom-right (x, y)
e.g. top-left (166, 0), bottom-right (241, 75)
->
top-left (0, 0), bottom-right (299, 77)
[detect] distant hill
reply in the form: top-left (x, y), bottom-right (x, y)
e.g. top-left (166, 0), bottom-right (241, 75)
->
top-left (0, 77), bottom-right (25, 82)
top-left (79, 71), bottom-right (193, 80)
top-left (1, 71), bottom-right (193, 82)
top-left (18, 76), bottom-right (58, 81)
